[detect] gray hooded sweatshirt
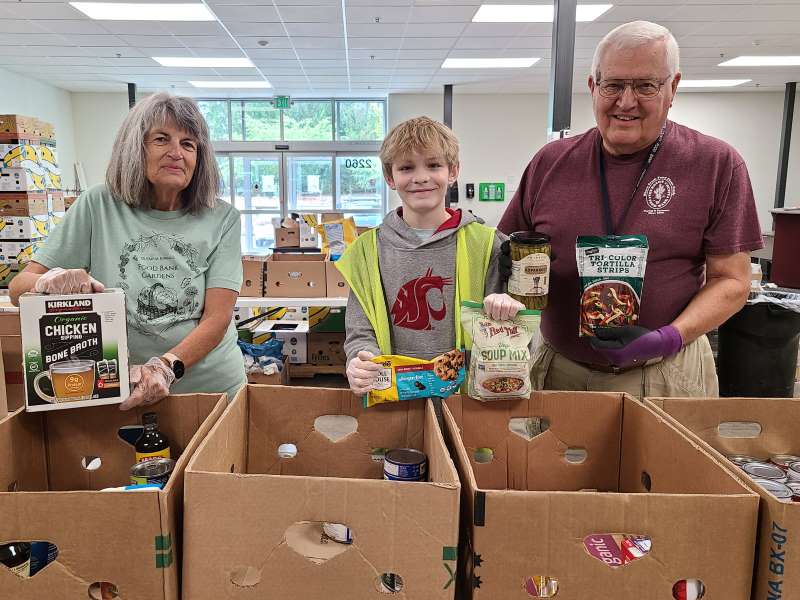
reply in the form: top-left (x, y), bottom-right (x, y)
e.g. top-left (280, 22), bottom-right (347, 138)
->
top-left (344, 208), bottom-right (506, 364)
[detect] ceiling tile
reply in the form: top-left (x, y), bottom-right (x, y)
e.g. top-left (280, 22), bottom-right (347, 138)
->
top-left (176, 36), bottom-right (238, 49)
top-left (213, 5), bottom-right (281, 21)
top-left (408, 5), bottom-right (478, 22)
top-left (284, 22), bottom-right (343, 36)
top-left (279, 5), bottom-right (342, 22)
top-left (401, 37), bottom-right (458, 49)
top-left (1, 2), bottom-right (84, 19)
top-left (226, 22), bottom-right (287, 36)
top-left (349, 37), bottom-right (404, 50)
top-left (34, 19), bottom-right (113, 35)
top-left (347, 7), bottom-right (411, 24)
top-left (0, 20), bottom-right (47, 34)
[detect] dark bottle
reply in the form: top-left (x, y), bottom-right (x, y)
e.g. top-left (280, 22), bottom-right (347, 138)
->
top-left (0, 542), bottom-right (32, 578)
top-left (135, 412), bottom-right (171, 463)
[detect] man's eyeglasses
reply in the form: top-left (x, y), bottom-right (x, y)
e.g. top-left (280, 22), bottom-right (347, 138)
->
top-left (595, 78), bottom-right (670, 99)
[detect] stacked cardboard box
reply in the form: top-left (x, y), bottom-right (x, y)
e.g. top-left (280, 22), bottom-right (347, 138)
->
top-left (0, 116), bottom-right (61, 291)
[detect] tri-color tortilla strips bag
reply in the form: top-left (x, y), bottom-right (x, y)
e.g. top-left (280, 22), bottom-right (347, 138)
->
top-left (576, 235), bottom-right (649, 337)
top-left (460, 301), bottom-right (540, 401)
top-left (366, 350), bottom-right (465, 408)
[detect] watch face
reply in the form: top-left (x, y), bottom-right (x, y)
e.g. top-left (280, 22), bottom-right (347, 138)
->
top-left (172, 360), bottom-right (185, 379)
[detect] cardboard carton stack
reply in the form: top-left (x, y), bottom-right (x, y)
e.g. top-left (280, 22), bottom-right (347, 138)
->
top-left (0, 115), bottom-right (63, 292)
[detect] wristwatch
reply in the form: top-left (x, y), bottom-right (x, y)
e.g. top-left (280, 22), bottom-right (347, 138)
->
top-left (160, 352), bottom-right (185, 380)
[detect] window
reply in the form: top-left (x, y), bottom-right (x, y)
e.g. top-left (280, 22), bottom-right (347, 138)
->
top-left (231, 101), bottom-right (280, 141)
top-left (283, 101), bottom-right (333, 141)
top-left (287, 156), bottom-right (333, 212)
top-left (336, 156), bottom-right (382, 211)
top-left (336, 101), bottom-right (385, 141)
top-left (198, 100), bottom-right (229, 141)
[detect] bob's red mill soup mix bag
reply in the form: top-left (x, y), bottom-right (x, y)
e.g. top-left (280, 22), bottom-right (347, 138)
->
top-left (19, 289), bottom-right (130, 412)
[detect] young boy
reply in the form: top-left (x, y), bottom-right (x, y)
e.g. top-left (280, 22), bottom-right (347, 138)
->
top-left (336, 116), bottom-right (523, 395)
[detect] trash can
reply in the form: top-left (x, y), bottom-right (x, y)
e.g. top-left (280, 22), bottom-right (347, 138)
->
top-left (718, 301), bottom-right (800, 397)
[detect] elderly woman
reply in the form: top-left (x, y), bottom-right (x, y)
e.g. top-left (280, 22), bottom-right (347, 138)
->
top-left (10, 92), bottom-right (245, 409)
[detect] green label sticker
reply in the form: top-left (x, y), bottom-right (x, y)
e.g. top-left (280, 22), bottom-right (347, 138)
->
top-left (155, 534), bottom-right (172, 551)
top-left (442, 546), bottom-right (457, 561)
top-left (478, 182), bottom-right (505, 201)
top-left (156, 550), bottom-right (173, 569)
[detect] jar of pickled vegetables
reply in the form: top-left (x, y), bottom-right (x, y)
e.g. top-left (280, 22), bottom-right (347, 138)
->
top-left (508, 231), bottom-right (551, 310)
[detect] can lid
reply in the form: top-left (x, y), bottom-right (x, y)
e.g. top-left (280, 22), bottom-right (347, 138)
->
top-left (509, 231), bottom-right (551, 245)
top-left (743, 461), bottom-right (786, 480)
top-left (385, 448), bottom-right (427, 465)
top-left (727, 454), bottom-right (762, 465)
top-left (753, 478), bottom-right (794, 499)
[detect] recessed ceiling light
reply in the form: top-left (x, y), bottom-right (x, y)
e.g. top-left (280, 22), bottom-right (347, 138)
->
top-left (189, 80), bottom-right (272, 88)
top-left (719, 56), bottom-right (800, 67)
top-left (442, 57), bottom-right (540, 69)
top-left (70, 2), bottom-right (215, 21)
top-left (472, 4), bottom-right (613, 23)
top-left (153, 57), bottom-right (254, 68)
top-left (679, 79), bottom-right (751, 88)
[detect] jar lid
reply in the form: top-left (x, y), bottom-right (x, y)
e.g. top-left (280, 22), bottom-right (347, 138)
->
top-left (509, 231), bottom-right (551, 245)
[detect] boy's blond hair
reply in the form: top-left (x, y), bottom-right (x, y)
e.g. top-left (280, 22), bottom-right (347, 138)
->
top-left (380, 116), bottom-right (459, 179)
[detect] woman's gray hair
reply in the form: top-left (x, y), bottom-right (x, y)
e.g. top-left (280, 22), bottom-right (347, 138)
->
top-left (591, 21), bottom-right (680, 80)
top-left (106, 92), bottom-right (219, 214)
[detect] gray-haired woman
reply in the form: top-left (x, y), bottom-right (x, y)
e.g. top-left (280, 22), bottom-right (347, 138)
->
top-left (10, 92), bottom-right (246, 409)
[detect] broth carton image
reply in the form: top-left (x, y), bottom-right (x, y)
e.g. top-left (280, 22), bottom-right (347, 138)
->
top-left (19, 289), bottom-right (130, 412)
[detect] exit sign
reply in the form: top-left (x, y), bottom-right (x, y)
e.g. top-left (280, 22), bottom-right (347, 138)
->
top-left (478, 182), bottom-right (505, 201)
top-left (274, 96), bottom-right (291, 109)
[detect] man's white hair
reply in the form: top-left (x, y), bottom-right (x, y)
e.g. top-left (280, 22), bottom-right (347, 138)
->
top-left (591, 20), bottom-right (680, 80)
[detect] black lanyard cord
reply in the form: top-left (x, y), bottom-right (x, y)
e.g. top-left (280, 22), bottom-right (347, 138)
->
top-left (597, 124), bottom-right (667, 236)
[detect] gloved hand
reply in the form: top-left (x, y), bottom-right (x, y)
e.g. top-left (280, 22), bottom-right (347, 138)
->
top-left (499, 240), bottom-right (512, 280)
top-left (119, 357), bottom-right (176, 410)
top-left (590, 325), bottom-right (683, 369)
top-left (346, 350), bottom-right (381, 395)
top-left (34, 267), bottom-right (105, 295)
top-left (483, 293), bottom-right (526, 321)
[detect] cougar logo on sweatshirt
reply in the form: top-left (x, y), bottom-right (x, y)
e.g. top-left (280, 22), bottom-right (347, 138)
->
top-left (391, 268), bottom-right (452, 331)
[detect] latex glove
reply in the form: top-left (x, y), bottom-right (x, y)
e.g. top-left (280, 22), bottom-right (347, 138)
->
top-left (499, 240), bottom-right (512, 280)
top-left (119, 357), bottom-right (176, 411)
top-left (590, 325), bottom-right (683, 369)
top-left (483, 293), bottom-right (526, 322)
top-left (346, 350), bottom-right (381, 395)
top-left (34, 267), bottom-right (105, 295)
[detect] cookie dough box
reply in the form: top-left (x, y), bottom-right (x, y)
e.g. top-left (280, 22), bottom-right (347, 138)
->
top-left (19, 289), bottom-right (130, 412)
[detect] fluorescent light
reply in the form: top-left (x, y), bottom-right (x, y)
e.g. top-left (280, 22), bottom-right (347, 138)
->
top-left (472, 4), bottom-right (612, 22)
top-left (153, 57), bottom-right (254, 68)
top-left (189, 80), bottom-right (271, 88)
top-left (70, 2), bottom-right (215, 21)
top-left (719, 56), bottom-right (800, 67)
top-left (442, 57), bottom-right (540, 69)
top-left (680, 79), bottom-right (751, 88)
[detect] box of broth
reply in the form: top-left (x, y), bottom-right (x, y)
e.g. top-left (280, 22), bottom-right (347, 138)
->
top-left (20, 289), bottom-right (130, 412)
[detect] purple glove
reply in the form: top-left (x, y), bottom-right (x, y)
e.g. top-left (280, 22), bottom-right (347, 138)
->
top-left (590, 325), bottom-right (683, 369)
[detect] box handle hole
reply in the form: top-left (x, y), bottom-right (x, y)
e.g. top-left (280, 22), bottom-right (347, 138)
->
top-left (81, 456), bottom-right (102, 471)
top-left (524, 575), bottom-right (558, 597)
top-left (672, 579), bottom-right (705, 599)
top-left (88, 582), bottom-right (119, 599)
top-left (376, 573), bottom-right (404, 594)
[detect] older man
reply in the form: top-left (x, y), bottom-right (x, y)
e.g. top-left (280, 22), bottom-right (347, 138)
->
top-left (498, 20), bottom-right (763, 397)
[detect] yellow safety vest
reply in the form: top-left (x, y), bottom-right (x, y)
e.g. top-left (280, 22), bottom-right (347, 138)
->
top-left (335, 222), bottom-right (496, 353)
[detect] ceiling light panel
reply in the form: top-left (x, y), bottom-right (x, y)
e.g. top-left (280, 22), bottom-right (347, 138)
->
top-left (189, 80), bottom-right (271, 88)
top-left (719, 56), bottom-right (800, 67)
top-left (152, 57), bottom-right (254, 68)
top-left (442, 57), bottom-right (540, 69)
top-left (680, 79), bottom-right (751, 87)
top-left (472, 4), bottom-right (613, 23)
top-left (70, 2), bottom-right (216, 21)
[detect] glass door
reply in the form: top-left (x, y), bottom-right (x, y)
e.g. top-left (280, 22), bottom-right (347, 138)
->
top-left (231, 154), bottom-right (282, 254)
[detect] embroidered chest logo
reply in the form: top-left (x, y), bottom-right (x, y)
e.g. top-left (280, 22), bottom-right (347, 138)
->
top-left (643, 176), bottom-right (675, 215)
top-left (391, 268), bottom-right (452, 331)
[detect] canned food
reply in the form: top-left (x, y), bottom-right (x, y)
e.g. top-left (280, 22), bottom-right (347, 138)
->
top-left (787, 482), bottom-right (800, 502)
top-left (508, 231), bottom-right (551, 310)
top-left (384, 448), bottom-right (427, 482)
top-left (130, 457), bottom-right (175, 486)
top-left (322, 523), bottom-right (353, 544)
top-left (726, 454), bottom-right (762, 468)
top-left (753, 477), bottom-right (794, 501)
top-left (787, 462), bottom-right (800, 483)
top-left (743, 461), bottom-right (788, 482)
top-left (771, 454), bottom-right (800, 470)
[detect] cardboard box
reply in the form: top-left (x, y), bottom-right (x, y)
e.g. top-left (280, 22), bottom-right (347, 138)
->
top-left (63, 195), bottom-right (77, 210)
top-left (0, 312), bottom-right (23, 411)
top-left (240, 256), bottom-right (266, 297)
top-left (309, 305), bottom-right (345, 333)
top-left (265, 253), bottom-right (327, 298)
top-left (0, 240), bottom-right (43, 267)
top-left (276, 221), bottom-right (317, 248)
top-left (0, 266), bottom-right (19, 289)
top-left (253, 319), bottom-right (308, 363)
top-left (325, 259), bottom-right (349, 297)
top-left (48, 210), bottom-right (64, 233)
top-left (308, 332), bottom-right (346, 365)
top-left (183, 385), bottom-right (460, 599)
top-left (647, 397), bottom-right (800, 600)
top-left (0, 215), bottom-right (48, 240)
top-left (0, 143), bottom-right (61, 189)
top-left (0, 192), bottom-right (48, 216)
top-left (47, 190), bottom-right (64, 213)
top-left (247, 358), bottom-right (289, 385)
top-left (20, 290), bottom-right (130, 412)
top-left (0, 338), bottom-right (7, 418)
top-left (321, 212), bottom-right (344, 223)
top-left (444, 392), bottom-right (759, 599)
top-left (0, 393), bottom-right (225, 599)
top-left (0, 115), bottom-right (40, 137)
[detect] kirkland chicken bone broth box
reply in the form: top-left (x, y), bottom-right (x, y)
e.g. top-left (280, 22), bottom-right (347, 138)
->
top-left (19, 289), bottom-right (129, 411)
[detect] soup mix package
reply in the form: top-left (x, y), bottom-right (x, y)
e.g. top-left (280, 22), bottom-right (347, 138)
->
top-left (460, 301), bottom-right (540, 402)
top-left (575, 235), bottom-right (649, 337)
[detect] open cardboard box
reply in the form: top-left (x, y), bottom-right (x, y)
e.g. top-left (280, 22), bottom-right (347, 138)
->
top-left (0, 313), bottom-right (23, 412)
top-left (183, 385), bottom-right (460, 599)
top-left (647, 397), bottom-right (800, 600)
top-left (240, 256), bottom-right (266, 298)
top-left (444, 392), bottom-right (759, 599)
top-left (264, 253), bottom-right (326, 298)
top-left (0, 393), bottom-right (226, 599)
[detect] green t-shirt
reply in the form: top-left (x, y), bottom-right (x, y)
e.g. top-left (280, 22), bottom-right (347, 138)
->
top-left (34, 184), bottom-right (246, 398)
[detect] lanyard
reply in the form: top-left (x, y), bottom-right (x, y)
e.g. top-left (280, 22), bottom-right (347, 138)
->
top-left (597, 124), bottom-right (666, 235)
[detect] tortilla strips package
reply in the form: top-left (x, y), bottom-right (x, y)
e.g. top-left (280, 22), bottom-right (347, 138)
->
top-left (576, 235), bottom-right (649, 337)
top-left (366, 349), bottom-right (465, 408)
top-left (460, 301), bottom-right (540, 401)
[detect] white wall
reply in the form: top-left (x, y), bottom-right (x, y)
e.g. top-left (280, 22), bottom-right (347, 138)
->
top-left (0, 67), bottom-right (77, 190)
top-left (70, 93), bottom-right (130, 188)
top-left (388, 91), bottom-right (800, 231)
